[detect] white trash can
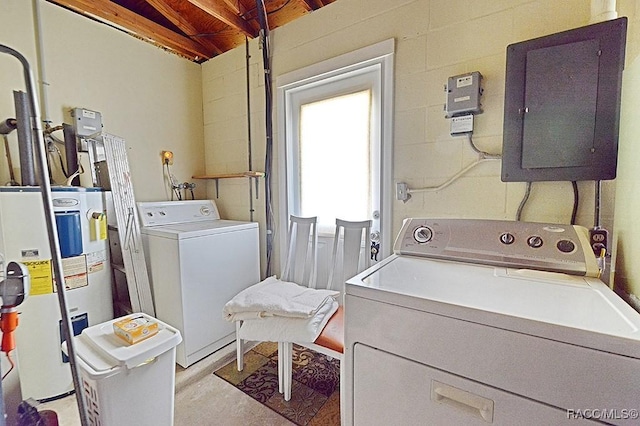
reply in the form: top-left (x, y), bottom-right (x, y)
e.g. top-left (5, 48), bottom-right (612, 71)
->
top-left (71, 313), bottom-right (182, 426)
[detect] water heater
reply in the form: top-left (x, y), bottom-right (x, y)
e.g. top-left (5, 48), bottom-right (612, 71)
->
top-left (0, 186), bottom-right (113, 401)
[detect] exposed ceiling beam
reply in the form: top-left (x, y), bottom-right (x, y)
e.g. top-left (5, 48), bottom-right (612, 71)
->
top-left (222, 0), bottom-right (241, 14)
top-left (48, 0), bottom-right (212, 61)
top-left (240, 0), bottom-right (288, 21)
top-left (187, 0), bottom-right (257, 37)
top-left (300, 0), bottom-right (323, 11)
top-left (145, 0), bottom-right (223, 55)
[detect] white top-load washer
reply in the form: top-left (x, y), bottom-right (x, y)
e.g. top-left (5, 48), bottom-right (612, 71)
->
top-left (138, 200), bottom-right (259, 368)
top-left (345, 218), bottom-right (640, 425)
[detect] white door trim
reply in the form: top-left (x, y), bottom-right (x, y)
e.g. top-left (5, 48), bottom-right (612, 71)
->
top-left (276, 39), bottom-right (395, 272)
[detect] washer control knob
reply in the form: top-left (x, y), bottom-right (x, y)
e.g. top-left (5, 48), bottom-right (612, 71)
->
top-left (413, 226), bottom-right (433, 244)
top-left (499, 232), bottom-right (515, 245)
top-left (527, 235), bottom-right (544, 248)
top-left (557, 239), bottom-right (576, 253)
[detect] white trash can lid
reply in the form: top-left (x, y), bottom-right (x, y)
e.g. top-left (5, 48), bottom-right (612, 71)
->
top-left (75, 313), bottom-right (182, 372)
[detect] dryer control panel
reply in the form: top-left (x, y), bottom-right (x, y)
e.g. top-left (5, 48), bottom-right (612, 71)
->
top-left (137, 200), bottom-right (220, 227)
top-left (394, 218), bottom-right (598, 276)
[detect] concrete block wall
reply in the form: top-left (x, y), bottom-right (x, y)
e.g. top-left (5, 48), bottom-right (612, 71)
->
top-left (201, 0), bottom-right (639, 281)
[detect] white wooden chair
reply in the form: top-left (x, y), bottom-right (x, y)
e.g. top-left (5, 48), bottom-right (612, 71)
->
top-left (280, 218), bottom-right (371, 424)
top-left (235, 215), bottom-right (318, 371)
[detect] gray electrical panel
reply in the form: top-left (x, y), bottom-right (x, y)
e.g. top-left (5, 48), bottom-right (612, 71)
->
top-left (501, 18), bottom-right (627, 182)
top-left (445, 71), bottom-right (483, 117)
top-left (70, 107), bottom-right (105, 187)
top-left (521, 40), bottom-right (599, 170)
top-left (71, 108), bottom-right (102, 137)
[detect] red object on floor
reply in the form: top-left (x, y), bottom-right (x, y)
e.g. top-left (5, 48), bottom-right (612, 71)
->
top-left (39, 410), bottom-right (59, 426)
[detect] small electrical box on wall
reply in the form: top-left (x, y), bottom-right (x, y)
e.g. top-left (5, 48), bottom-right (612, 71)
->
top-left (450, 115), bottom-right (474, 135)
top-left (445, 71), bottom-right (483, 118)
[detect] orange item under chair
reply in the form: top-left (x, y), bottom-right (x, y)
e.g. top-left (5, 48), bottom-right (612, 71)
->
top-left (1, 309), bottom-right (18, 353)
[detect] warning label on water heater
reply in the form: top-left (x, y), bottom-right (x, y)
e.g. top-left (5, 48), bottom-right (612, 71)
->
top-left (59, 255), bottom-right (88, 290)
top-left (86, 250), bottom-right (106, 273)
top-left (23, 260), bottom-right (53, 296)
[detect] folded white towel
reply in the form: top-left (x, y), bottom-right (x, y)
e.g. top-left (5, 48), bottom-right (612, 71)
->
top-left (223, 276), bottom-right (339, 321)
top-left (238, 299), bottom-right (339, 343)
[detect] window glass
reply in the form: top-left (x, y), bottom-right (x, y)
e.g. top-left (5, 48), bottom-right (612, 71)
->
top-left (299, 90), bottom-right (372, 233)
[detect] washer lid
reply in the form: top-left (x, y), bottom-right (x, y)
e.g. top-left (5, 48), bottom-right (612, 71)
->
top-left (140, 219), bottom-right (257, 239)
top-left (347, 255), bottom-right (640, 358)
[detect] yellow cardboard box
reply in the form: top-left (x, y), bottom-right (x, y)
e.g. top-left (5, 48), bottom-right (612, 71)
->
top-left (113, 315), bottom-right (159, 345)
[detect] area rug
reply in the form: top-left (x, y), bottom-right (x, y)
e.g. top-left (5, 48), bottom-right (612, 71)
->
top-left (214, 342), bottom-right (340, 426)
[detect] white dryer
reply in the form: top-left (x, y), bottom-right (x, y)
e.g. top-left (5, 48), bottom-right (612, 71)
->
top-left (138, 200), bottom-right (259, 368)
top-left (345, 219), bottom-right (640, 425)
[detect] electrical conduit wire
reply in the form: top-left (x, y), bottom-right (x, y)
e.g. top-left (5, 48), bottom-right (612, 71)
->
top-left (594, 180), bottom-right (602, 228)
top-left (516, 181), bottom-right (532, 221)
top-left (1, 352), bottom-right (14, 381)
top-left (571, 181), bottom-right (579, 225)
top-left (407, 158), bottom-right (496, 194)
top-left (255, 0), bottom-right (274, 276)
top-left (466, 133), bottom-right (501, 159)
top-left (246, 36), bottom-right (255, 222)
top-left (407, 135), bottom-right (500, 195)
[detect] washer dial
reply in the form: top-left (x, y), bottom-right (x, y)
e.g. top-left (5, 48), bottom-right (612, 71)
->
top-left (413, 226), bottom-right (433, 244)
top-left (500, 232), bottom-right (515, 245)
top-left (527, 235), bottom-right (544, 248)
top-left (556, 239), bottom-right (576, 253)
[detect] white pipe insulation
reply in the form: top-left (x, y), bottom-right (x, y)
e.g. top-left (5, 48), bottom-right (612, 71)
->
top-left (33, 0), bottom-right (51, 124)
top-left (590, 0), bottom-right (618, 23)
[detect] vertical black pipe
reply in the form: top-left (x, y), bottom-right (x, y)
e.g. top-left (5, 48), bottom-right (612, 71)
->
top-left (13, 91), bottom-right (37, 185)
top-left (246, 37), bottom-right (255, 222)
top-left (255, 0), bottom-right (274, 276)
top-left (594, 180), bottom-right (602, 228)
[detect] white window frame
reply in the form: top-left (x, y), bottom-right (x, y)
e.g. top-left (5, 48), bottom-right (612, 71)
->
top-left (276, 39), bottom-right (395, 269)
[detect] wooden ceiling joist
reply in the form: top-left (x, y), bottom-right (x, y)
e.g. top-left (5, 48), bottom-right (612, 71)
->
top-left (300, 0), bottom-right (323, 11)
top-left (187, 0), bottom-right (257, 38)
top-left (145, 0), bottom-right (224, 55)
top-left (48, 0), bottom-right (213, 61)
top-left (221, 0), bottom-right (242, 14)
top-left (46, 0), bottom-right (338, 62)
